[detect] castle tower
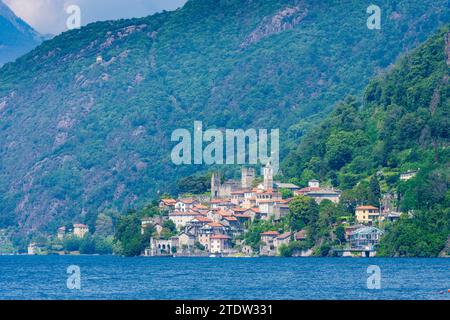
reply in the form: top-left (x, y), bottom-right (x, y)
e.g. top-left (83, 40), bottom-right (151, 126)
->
top-left (241, 167), bottom-right (255, 189)
top-left (211, 172), bottom-right (221, 198)
top-left (263, 162), bottom-right (273, 191)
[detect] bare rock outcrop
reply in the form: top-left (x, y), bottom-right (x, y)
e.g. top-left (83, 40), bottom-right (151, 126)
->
top-left (241, 5), bottom-right (308, 48)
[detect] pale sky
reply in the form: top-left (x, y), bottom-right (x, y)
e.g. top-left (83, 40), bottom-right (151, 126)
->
top-left (4, 0), bottom-right (188, 35)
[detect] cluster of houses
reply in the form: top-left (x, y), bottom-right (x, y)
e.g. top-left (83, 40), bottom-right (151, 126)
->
top-left (27, 223), bottom-right (90, 255)
top-left (141, 163), bottom-right (404, 257)
top-left (26, 164), bottom-right (412, 257)
top-left (57, 223), bottom-right (90, 240)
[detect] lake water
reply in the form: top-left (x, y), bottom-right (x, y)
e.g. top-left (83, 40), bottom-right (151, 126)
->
top-left (0, 256), bottom-right (449, 300)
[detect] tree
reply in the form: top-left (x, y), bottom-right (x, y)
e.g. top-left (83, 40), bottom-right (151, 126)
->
top-left (80, 235), bottom-right (96, 254)
top-left (288, 195), bottom-right (319, 231)
top-left (163, 220), bottom-right (177, 233)
top-left (95, 213), bottom-right (114, 237)
top-left (63, 236), bottom-right (81, 252)
top-left (335, 225), bottom-right (346, 244)
top-left (114, 214), bottom-right (147, 257)
top-left (279, 188), bottom-right (294, 199)
top-left (368, 175), bottom-right (381, 207)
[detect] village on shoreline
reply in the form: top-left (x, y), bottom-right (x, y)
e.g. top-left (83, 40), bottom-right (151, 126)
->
top-left (18, 163), bottom-right (418, 259)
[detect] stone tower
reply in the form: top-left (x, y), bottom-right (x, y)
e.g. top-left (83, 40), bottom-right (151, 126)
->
top-left (241, 167), bottom-right (256, 189)
top-left (263, 162), bottom-right (273, 191)
top-left (211, 172), bottom-right (221, 198)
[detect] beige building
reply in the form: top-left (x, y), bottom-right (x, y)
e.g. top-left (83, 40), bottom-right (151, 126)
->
top-left (57, 226), bottom-right (66, 240)
top-left (274, 232), bottom-right (291, 249)
top-left (73, 224), bottom-right (89, 238)
top-left (175, 199), bottom-right (198, 212)
top-left (355, 206), bottom-right (380, 225)
top-left (210, 235), bottom-right (231, 254)
top-left (260, 231), bottom-right (279, 256)
top-left (169, 211), bottom-right (199, 230)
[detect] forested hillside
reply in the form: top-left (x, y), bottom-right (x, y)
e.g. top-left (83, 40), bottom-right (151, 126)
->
top-left (0, 0), bottom-right (448, 235)
top-left (283, 26), bottom-right (450, 256)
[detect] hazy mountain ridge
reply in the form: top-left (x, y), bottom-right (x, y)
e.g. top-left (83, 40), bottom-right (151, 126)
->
top-left (0, 0), bottom-right (448, 235)
top-left (0, 0), bottom-right (44, 65)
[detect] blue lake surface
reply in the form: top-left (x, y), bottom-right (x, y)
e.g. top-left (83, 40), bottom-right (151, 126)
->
top-left (0, 256), bottom-right (449, 300)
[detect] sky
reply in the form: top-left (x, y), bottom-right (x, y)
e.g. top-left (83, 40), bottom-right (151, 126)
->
top-left (4, 0), bottom-right (188, 35)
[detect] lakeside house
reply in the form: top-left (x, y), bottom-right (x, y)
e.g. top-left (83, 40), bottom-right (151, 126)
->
top-left (57, 226), bottom-right (66, 240)
top-left (260, 231), bottom-right (279, 256)
top-left (210, 235), bottom-right (232, 254)
top-left (349, 226), bottom-right (384, 250)
top-left (355, 206), bottom-right (380, 225)
top-left (73, 224), bottom-right (89, 238)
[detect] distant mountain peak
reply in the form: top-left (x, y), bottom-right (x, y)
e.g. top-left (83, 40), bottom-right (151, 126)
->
top-left (0, 0), bottom-right (43, 65)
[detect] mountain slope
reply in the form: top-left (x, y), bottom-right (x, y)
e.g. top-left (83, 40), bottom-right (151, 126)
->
top-left (283, 26), bottom-right (449, 256)
top-left (0, 1), bottom-right (43, 65)
top-left (0, 0), bottom-right (449, 234)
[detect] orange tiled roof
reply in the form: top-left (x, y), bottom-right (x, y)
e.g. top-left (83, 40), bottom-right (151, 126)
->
top-left (207, 222), bottom-right (224, 228)
top-left (356, 205), bottom-right (379, 210)
top-left (194, 204), bottom-right (208, 209)
top-left (295, 230), bottom-right (307, 240)
top-left (223, 216), bottom-right (238, 221)
top-left (178, 198), bottom-right (197, 204)
top-left (194, 216), bottom-right (213, 223)
top-left (217, 209), bottom-right (232, 216)
top-left (169, 211), bottom-right (198, 216)
top-left (261, 231), bottom-right (279, 236)
top-left (161, 198), bottom-right (177, 205)
top-left (210, 234), bottom-right (231, 240)
top-left (296, 187), bottom-right (321, 194)
top-left (73, 223), bottom-right (88, 228)
top-left (277, 232), bottom-right (291, 240)
top-left (257, 199), bottom-right (276, 203)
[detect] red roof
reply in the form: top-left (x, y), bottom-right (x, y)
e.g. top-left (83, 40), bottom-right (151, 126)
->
top-left (73, 223), bottom-right (88, 228)
top-left (194, 204), bottom-right (208, 209)
top-left (178, 198), bottom-right (197, 204)
top-left (261, 231), bottom-right (279, 236)
top-left (277, 232), bottom-right (292, 240)
top-left (210, 234), bottom-right (231, 240)
top-left (295, 230), bottom-right (307, 240)
top-left (169, 211), bottom-right (198, 216)
top-left (194, 216), bottom-right (213, 223)
top-left (356, 205), bottom-right (379, 210)
top-left (296, 187), bottom-right (321, 194)
top-left (223, 216), bottom-right (238, 221)
top-left (160, 198), bottom-right (177, 205)
top-left (207, 222), bottom-right (224, 228)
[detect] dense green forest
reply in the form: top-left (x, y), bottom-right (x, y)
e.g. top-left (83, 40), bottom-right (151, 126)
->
top-left (283, 26), bottom-right (450, 256)
top-left (0, 0), bottom-right (448, 237)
